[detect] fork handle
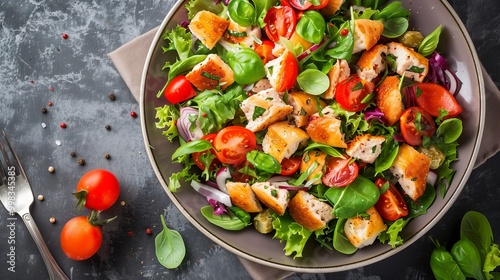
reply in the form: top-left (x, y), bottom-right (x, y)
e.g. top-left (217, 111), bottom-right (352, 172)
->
top-left (22, 212), bottom-right (69, 280)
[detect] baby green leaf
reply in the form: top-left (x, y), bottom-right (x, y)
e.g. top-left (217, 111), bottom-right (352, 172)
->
top-left (155, 215), bottom-right (186, 269)
top-left (297, 69), bottom-right (330, 95)
top-left (418, 25), bottom-right (442, 57)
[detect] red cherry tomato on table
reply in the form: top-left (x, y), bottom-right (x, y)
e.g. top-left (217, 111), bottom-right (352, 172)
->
top-left (280, 157), bottom-right (302, 176)
top-left (264, 6), bottom-right (296, 43)
top-left (254, 40), bottom-right (277, 65)
top-left (213, 126), bottom-right (257, 165)
top-left (335, 75), bottom-right (375, 112)
top-left (60, 216), bottom-right (102, 260)
top-left (74, 169), bottom-right (120, 211)
top-left (400, 106), bottom-right (436, 146)
top-left (322, 155), bottom-right (359, 187)
top-left (192, 134), bottom-right (221, 171)
top-left (163, 75), bottom-right (196, 104)
top-left (289, 0), bottom-right (329, 10)
top-left (414, 82), bottom-right (462, 118)
top-left (374, 178), bottom-right (409, 221)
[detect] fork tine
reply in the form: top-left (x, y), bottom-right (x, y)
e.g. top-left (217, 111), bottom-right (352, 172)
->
top-left (0, 149), bottom-right (7, 186)
top-left (1, 130), bottom-right (27, 180)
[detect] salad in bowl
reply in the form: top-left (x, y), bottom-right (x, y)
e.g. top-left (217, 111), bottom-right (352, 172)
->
top-left (141, 0), bottom-right (484, 272)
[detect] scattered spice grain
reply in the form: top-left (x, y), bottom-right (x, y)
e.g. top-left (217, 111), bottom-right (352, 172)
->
top-left (41, 107), bottom-right (47, 113)
top-left (37, 195), bottom-right (44, 201)
top-left (48, 166), bottom-right (55, 173)
top-left (77, 158), bottom-right (85, 165)
top-left (49, 217), bottom-right (56, 224)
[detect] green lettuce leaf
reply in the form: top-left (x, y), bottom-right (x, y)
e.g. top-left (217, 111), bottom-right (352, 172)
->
top-left (484, 244), bottom-right (500, 280)
top-left (378, 218), bottom-right (409, 248)
top-left (155, 105), bottom-right (180, 142)
top-left (272, 213), bottom-right (313, 258)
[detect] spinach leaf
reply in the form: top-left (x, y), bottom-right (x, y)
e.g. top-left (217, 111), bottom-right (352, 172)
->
top-left (304, 142), bottom-right (344, 158)
top-left (436, 118), bottom-right (462, 144)
top-left (324, 176), bottom-right (380, 218)
top-left (333, 218), bottom-right (358, 254)
top-left (296, 10), bottom-right (326, 44)
top-left (171, 139), bottom-right (212, 160)
top-left (228, 0), bottom-right (256, 27)
top-left (381, 17), bottom-right (409, 38)
top-left (460, 211), bottom-right (494, 265)
top-left (155, 215), bottom-right (186, 269)
top-left (406, 183), bottom-right (436, 219)
top-left (430, 240), bottom-right (466, 280)
top-left (201, 205), bottom-right (249, 230)
top-left (374, 138), bottom-right (399, 174)
top-left (451, 238), bottom-right (485, 280)
top-left (297, 69), bottom-right (330, 95)
top-left (324, 21), bottom-right (354, 60)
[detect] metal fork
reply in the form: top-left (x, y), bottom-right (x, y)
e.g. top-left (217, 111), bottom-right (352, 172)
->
top-left (0, 130), bottom-right (68, 280)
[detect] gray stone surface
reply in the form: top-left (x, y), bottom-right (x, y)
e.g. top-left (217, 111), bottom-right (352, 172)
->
top-left (0, 0), bottom-right (499, 279)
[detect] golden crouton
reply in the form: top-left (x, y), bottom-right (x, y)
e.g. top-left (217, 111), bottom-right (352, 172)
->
top-left (185, 54), bottom-right (234, 91)
top-left (306, 116), bottom-right (347, 148)
top-left (376, 75), bottom-right (404, 126)
top-left (344, 206), bottom-right (387, 248)
top-left (189, 11), bottom-right (230, 50)
top-left (226, 182), bottom-right (263, 213)
top-left (288, 91), bottom-right (326, 127)
top-left (262, 122), bottom-right (310, 163)
top-left (346, 134), bottom-right (386, 164)
top-left (288, 190), bottom-right (334, 231)
top-left (352, 19), bottom-right (384, 54)
top-left (251, 182), bottom-right (290, 215)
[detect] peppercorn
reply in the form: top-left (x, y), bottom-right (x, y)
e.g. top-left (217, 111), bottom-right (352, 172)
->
top-left (48, 166), bottom-right (55, 173)
top-left (108, 92), bottom-right (116, 101)
top-left (60, 122), bottom-right (67, 129)
top-left (37, 195), bottom-right (44, 201)
top-left (105, 124), bottom-right (111, 130)
top-left (130, 111), bottom-right (138, 118)
top-left (77, 158), bottom-right (85, 165)
top-left (41, 107), bottom-right (47, 113)
top-left (62, 33), bottom-right (68, 39)
top-left (49, 217), bottom-right (56, 224)
top-left (70, 151), bottom-right (77, 157)
top-left (104, 153), bottom-right (111, 159)
top-left (146, 228), bottom-right (152, 235)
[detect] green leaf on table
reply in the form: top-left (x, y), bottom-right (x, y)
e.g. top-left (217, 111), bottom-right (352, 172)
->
top-left (155, 215), bottom-right (186, 269)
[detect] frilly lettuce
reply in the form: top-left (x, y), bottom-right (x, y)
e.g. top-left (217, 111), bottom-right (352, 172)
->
top-left (272, 213), bottom-right (313, 258)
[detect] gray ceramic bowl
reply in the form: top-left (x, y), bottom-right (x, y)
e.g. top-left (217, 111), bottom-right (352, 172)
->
top-left (140, 0), bottom-right (485, 272)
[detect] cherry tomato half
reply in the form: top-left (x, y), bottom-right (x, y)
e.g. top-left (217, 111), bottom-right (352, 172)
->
top-left (75, 169), bottom-right (120, 211)
top-left (254, 40), bottom-right (277, 65)
top-left (289, 0), bottom-right (329, 10)
top-left (60, 216), bottom-right (102, 260)
top-left (280, 157), bottom-right (302, 176)
top-left (400, 106), bottom-right (436, 146)
top-left (213, 126), bottom-right (257, 165)
top-left (374, 178), bottom-right (409, 221)
top-left (335, 75), bottom-right (375, 112)
top-left (231, 160), bottom-right (255, 183)
top-left (414, 82), bottom-right (462, 118)
top-left (322, 155), bottom-right (359, 187)
top-left (163, 75), bottom-right (197, 104)
top-left (192, 134), bottom-right (221, 171)
top-left (264, 6), bottom-right (296, 43)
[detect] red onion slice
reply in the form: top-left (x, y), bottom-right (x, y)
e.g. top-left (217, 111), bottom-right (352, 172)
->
top-left (177, 107), bottom-right (203, 141)
top-left (216, 167), bottom-right (231, 193)
top-left (191, 180), bottom-right (232, 207)
top-left (427, 170), bottom-right (438, 186)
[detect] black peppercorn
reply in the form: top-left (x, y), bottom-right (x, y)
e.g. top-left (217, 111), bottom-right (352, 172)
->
top-left (41, 107), bottom-right (47, 113)
top-left (70, 151), bottom-right (77, 157)
top-left (104, 153), bottom-right (111, 159)
top-left (105, 124), bottom-right (111, 130)
top-left (108, 92), bottom-right (116, 101)
top-left (77, 158), bottom-right (85, 165)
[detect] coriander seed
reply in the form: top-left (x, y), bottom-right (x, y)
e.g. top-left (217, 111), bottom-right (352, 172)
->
top-left (48, 166), bottom-right (55, 173)
top-left (49, 217), bottom-right (56, 224)
top-left (37, 195), bottom-right (44, 201)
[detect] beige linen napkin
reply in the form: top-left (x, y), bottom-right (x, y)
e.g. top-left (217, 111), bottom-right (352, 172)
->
top-left (108, 27), bottom-right (500, 279)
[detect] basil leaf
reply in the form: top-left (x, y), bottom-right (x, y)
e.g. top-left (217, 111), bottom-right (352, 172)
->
top-left (374, 138), bottom-right (399, 174)
top-left (155, 215), bottom-right (186, 269)
top-left (297, 69), bottom-right (330, 95)
top-left (304, 142), bottom-right (344, 158)
top-left (296, 10), bottom-right (326, 44)
top-left (228, 0), bottom-right (256, 27)
top-left (226, 47), bottom-right (266, 84)
top-left (252, 106), bottom-right (266, 120)
top-left (436, 118), bottom-right (462, 143)
top-left (406, 183), bottom-right (436, 218)
top-left (382, 17), bottom-right (409, 38)
top-left (171, 139), bottom-right (212, 160)
top-left (246, 150), bottom-right (282, 174)
top-left (201, 205), bottom-right (249, 230)
top-left (333, 218), bottom-right (358, 254)
top-left (418, 25), bottom-right (442, 57)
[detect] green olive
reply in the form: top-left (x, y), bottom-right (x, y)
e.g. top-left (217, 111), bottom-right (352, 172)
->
top-left (418, 145), bottom-right (446, 169)
top-left (253, 209), bottom-right (274, 234)
top-left (398, 31), bottom-right (424, 49)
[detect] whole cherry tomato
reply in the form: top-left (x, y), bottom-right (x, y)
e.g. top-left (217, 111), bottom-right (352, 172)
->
top-left (74, 169), bottom-right (120, 211)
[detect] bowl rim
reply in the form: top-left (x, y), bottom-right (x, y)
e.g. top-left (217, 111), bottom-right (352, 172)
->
top-left (139, 0), bottom-right (486, 272)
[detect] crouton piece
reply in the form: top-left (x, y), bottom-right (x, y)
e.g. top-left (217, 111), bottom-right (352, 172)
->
top-left (223, 20), bottom-right (262, 49)
top-left (352, 19), bottom-right (384, 54)
top-left (288, 91), bottom-right (326, 127)
top-left (376, 75), bottom-right (404, 126)
top-left (390, 143), bottom-right (431, 201)
top-left (346, 134), bottom-right (386, 164)
top-left (320, 0), bottom-right (344, 17)
top-left (226, 182), bottom-right (263, 213)
top-left (387, 41), bottom-right (429, 82)
top-left (251, 182), bottom-right (290, 215)
top-left (356, 44), bottom-right (388, 82)
top-left (240, 88), bottom-right (293, 132)
top-left (251, 79), bottom-right (273, 94)
top-left (186, 54), bottom-right (234, 91)
top-left (344, 206), bottom-right (387, 248)
top-left (262, 122), bottom-right (309, 163)
top-left (323, 59), bottom-right (351, 99)
top-left (189, 11), bottom-right (229, 50)
top-left (265, 50), bottom-right (297, 92)
top-left (288, 190), bottom-right (334, 231)
top-left (306, 116), bottom-right (347, 148)
top-left (300, 151), bottom-right (327, 185)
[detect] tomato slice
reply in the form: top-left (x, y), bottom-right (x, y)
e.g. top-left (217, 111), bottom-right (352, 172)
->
top-left (335, 75), bottom-right (375, 112)
top-left (163, 75), bottom-right (197, 104)
top-left (254, 40), bottom-right (276, 64)
top-left (192, 134), bottom-right (221, 171)
top-left (276, 50), bottom-right (299, 92)
top-left (280, 157), bottom-right (301, 176)
top-left (374, 178), bottom-right (409, 221)
top-left (231, 160), bottom-right (255, 183)
top-left (400, 107), bottom-right (436, 146)
top-left (289, 0), bottom-right (329, 10)
top-left (414, 82), bottom-right (463, 118)
top-left (264, 6), bottom-right (296, 43)
top-left (213, 126), bottom-right (257, 165)
top-left (322, 155), bottom-right (359, 187)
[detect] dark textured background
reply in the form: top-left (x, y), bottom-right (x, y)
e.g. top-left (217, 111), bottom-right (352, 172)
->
top-left (0, 0), bottom-right (499, 279)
